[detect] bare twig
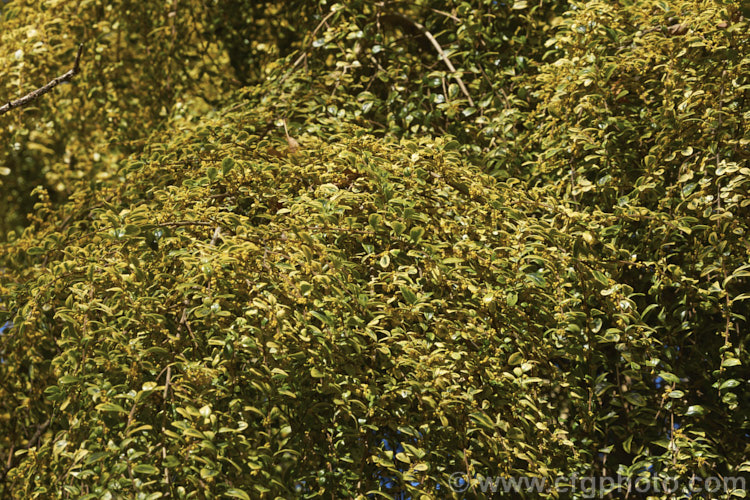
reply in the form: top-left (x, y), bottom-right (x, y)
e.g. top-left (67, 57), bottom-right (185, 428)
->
top-left (430, 8), bottom-right (462, 23)
top-left (124, 399), bottom-right (139, 482)
top-left (392, 14), bottom-right (474, 106)
top-left (0, 44), bottom-right (84, 115)
top-left (125, 401), bottom-right (138, 433)
top-left (161, 365), bottom-right (172, 486)
top-left (279, 9), bottom-right (339, 84)
top-left (5, 444), bottom-right (13, 471)
top-left (159, 221), bottom-right (214, 227)
top-left (716, 70), bottom-right (726, 211)
top-left (210, 226), bottom-right (223, 246)
top-left (0, 443), bottom-right (15, 484)
top-left (25, 419), bottom-right (51, 450)
top-left (282, 119), bottom-right (300, 153)
top-left (178, 298), bottom-right (198, 346)
top-left (462, 448), bottom-right (478, 495)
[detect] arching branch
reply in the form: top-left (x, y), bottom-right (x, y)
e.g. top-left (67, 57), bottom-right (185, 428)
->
top-left (0, 44), bottom-right (84, 116)
top-left (385, 14), bottom-right (475, 107)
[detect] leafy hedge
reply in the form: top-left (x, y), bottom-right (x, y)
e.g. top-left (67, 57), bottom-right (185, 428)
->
top-left (1, 0), bottom-right (749, 498)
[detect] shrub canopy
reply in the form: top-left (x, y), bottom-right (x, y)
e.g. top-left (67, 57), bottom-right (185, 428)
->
top-left (1, 0), bottom-right (748, 498)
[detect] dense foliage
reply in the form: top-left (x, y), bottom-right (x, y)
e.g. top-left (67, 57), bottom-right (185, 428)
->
top-left (1, 0), bottom-right (748, 498)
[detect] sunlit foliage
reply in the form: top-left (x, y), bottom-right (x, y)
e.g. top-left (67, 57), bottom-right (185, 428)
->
top-left (1, 0), bottom-right (748, 498)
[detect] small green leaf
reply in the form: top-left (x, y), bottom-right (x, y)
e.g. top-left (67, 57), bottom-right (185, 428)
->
top-left (624, 392), bottom-right (646, 407)
top-left (310, 310), bottom-right (334, 326)
top-left (368, 213), bottom-right (381, 229)
top-left (299, 281), bottom-right (313, 296)
top-left (201, 468), bottom-right (219, 479)
top-left (684, 405), bottom-right (707, 417)
top-left (84, 452), bottom-right (110, 465)
top-left (622, 435), bottom-right (633, 453)
top-left (508, 352), bottom-right (524, 366)
top-left (59, 375), bottom-right (79, 385)
top-left (221, 157), bottom-right (235, 175)
top-left (591, 270), bottom-right (609, 285)
top-left (409, 227), bottom-right (424, 242)
top-left (379, 254), bottom-right (390, 268)
top-left (44, 386), bottom-right (64, 402)
top-left (470, 412), bottom-right (495, 430)
top-left (658, 372), bottom-right (680, 384)
top-left (400, 285), bottom-right (418, 305)
top-left (508, 427), bottom-right (525, 440)
top-left (719, 379), bottom-right (740, 390)
top-left (96, 402), bottom-right (127, 413)
top-left (681, 183), bottom-right (697, 197)
top-left (442, 257), bottom-right (464, 265)
top-left (133, 464), bottom-right (160, 475)
top-left (142, 381), bottom-right (158, 391)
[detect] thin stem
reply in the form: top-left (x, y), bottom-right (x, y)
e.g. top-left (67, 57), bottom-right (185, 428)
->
top-left (391, 14), bottom-right (475, 106)
top-left (0, 44), bottom-right (84, 115)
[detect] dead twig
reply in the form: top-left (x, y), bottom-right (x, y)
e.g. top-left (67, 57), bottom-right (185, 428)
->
top-left (25, 419), bottom-right (51, 450)
top-left (392, 14), bottom-right (474, 107)
top-left (430, 8), bottom-right (462, 24)
top-left (282, 119), bottom-right (300, 153)
top-left (161, 365), bottom-right (172, 486)
top-left (280, 9), bottom-right (339, 84)
top-left (0, 44), bottom-right (84, 115)
top-left (462, 448), bottom-right (478, 495)
top-left (210, 226), bottom-right (223, 246)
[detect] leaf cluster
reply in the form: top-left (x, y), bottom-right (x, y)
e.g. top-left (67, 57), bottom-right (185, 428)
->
top-left (1, 0), bottom-right (748, 498)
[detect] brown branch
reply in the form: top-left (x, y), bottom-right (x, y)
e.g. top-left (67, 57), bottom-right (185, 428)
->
top-left (0, 417), bottom-right (52, 482)
top-left (282, 118), bottom-right (300, 153)
top-left (178, 298), bottom-right (198, 347)
top-left (159, 221), bottom-right (214, 227)
top-left (391, 14), bottom-right (474, 107)
top-left (124, 400), bottom-right (139, 485)
top-left (5, 443), bottom-right (13, 472)
top-left (0, 44), bottom-right (84, 116)
top-left (25, 419), bottom-right (51, 450)
top-left (279, 9), bottom-right (338, 84)
top-left (0, 443), bottom-right (15, 484)
top-left (462, 447), bottom-right (477, 495)
top-left (430, 8), bottom-right (461, 23)
top-left (210, 226), bottom-right (223, 246)
top-left (161, 365), bottom-right (172, 486)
